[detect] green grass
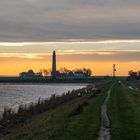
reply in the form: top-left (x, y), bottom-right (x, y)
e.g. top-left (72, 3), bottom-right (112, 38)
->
top-left (59, 85), bottom-right (109, 140)
top-left (0, 83), bottom-right (110, 140)
top-left (125, 80), bottom-right (140, 91)
top-left (108, 82), bottom-right (140, 140)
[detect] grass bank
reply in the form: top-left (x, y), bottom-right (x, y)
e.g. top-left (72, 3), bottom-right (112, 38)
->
top-left (0, 82), bottom-right (110, 140)
top-left (108, 81), bottom-right (140, 140)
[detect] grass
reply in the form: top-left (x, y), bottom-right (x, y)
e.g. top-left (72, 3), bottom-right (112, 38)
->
top-left (125, 80), bottom-right (140, 90)
top-left (108, 81), bottom-right (140, 140)
top-left (59, 85), bottom-right (109, 140)
top-left (0, 82), bottom-right (110, 140)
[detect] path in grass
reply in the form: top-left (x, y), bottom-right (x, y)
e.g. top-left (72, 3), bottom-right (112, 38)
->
top-left (98, 84), bottom-right (113, 140)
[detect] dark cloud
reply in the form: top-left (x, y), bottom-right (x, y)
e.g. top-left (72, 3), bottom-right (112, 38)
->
top-left (56, 51), bottom-right (140, 62)
top-left (0, 0), bottom-right (140, 41)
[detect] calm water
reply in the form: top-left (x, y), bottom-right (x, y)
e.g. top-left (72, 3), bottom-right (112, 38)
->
top-left (0, 83), bottom-right (86, 114)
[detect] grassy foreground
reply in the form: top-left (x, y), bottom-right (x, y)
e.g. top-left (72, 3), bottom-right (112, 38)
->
top-left (0, 83), bottom-right (110, 140)
top-left (108, 81), bottom-right (140, 140)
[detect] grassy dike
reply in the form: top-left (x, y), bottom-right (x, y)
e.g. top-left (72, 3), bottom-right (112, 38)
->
top-left (0, 83), bottom-right (110, 140)
top-left (108, 81), bottom-right (140, 140)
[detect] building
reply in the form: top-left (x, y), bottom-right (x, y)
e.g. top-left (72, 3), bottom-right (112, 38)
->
top-left (20, 70), bottom-right (35, 77)
top-left (51, 50), bottom-right (57, 78)
top-left (128, 70), bottom-right (140, 80)
top-left (73, 71), bottom-right (86, 78)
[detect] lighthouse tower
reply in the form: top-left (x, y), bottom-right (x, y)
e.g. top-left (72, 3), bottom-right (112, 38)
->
top-left (52, 50), bottom-right (57, 78)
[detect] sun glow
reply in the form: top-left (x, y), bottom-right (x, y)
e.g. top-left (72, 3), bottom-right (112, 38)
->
top-left (0, 57), bottom-right (140, 76)
top-left (0, 40), bottom-right (139, 76)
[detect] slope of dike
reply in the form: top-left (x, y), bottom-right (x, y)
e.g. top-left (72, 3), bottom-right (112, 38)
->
top-left (108, 81), bottom-right (140, 140)
top-left (0, 81), bottom-right (111, 140)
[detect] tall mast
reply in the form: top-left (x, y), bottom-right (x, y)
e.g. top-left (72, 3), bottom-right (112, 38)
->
top-left (113, 64), bottom-right (116, 78)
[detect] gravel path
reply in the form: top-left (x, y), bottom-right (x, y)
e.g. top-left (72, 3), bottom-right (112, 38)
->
top-left (98, 86), bottom-right (113, 140)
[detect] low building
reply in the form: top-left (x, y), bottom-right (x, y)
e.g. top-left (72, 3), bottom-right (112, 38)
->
top-left (19, 70), bottom-right (35, 77)
top-left (73, 71), bottom-right (86, 78)
top-left (128, 70), bottom-right (140, 80)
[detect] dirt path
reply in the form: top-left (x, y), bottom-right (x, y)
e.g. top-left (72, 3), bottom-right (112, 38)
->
top-left (98, 86), bottom-right (113, 140)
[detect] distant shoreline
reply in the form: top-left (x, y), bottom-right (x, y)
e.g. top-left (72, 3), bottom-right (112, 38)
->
top-left (0, 77), bottom-right (103, 84)
top-left (0, 82), bottom-right (88, 85)
top-left (0, 76), bottom-right (117, 84)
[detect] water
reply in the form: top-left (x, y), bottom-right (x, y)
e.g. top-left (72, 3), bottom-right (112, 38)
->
top-left (0, 83), bottom-right (86, 114)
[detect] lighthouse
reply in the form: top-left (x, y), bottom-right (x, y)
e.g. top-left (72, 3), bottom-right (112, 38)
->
top-left (52, 50), bottom-right (57, 78)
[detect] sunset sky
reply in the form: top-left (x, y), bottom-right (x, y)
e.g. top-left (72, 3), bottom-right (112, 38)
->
top-left (0, 0), bottom-right (140, 76)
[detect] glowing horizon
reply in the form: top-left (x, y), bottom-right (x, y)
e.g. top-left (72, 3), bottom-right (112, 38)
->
top-left (0, 40), bottom-right (139, 76)
top-left (0, 51), bottom-right (139, 76)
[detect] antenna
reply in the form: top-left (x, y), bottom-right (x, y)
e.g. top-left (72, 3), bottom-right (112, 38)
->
top-left (113, 64), bottom-right (116, 78)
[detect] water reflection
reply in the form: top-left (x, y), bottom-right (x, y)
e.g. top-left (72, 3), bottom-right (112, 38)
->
top-left (0, 84), bottom-right (86, 114)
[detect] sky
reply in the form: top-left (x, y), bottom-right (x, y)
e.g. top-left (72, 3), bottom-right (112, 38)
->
top-left (0, 0), bottom-right (140, 76)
